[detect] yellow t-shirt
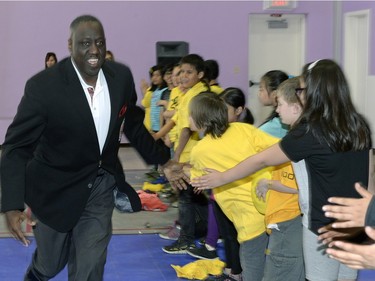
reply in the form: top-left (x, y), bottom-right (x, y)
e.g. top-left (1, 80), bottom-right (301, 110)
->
top-left (141, 88), bottom-right (152, 131)
top-left (190, 122), bottom-right (279, 243)
top-left (172, 82), bottom-right (208, 163)
top-left (167, 87), bottom-right (184, 143)
top-left (265, 163), bottom-right (301, 228)
top-left (210, 84), bottom-right (224, 95)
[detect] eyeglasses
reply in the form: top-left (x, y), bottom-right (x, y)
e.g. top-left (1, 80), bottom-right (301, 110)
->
top-left (295, 88), bottom-right (306, 94)
top-left (294, 88), bottom-right (305, 106)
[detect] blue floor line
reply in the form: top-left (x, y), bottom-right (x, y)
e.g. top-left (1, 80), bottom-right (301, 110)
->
top-left (0, 234), bottom-right (373, 280)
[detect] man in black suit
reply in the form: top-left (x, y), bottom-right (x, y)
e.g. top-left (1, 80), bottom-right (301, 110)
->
top-left (0, 15), bottom-right (179, 281)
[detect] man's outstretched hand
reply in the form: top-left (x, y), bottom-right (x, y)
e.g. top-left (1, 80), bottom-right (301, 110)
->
top-left (162, 160), bottom-right (190, 190)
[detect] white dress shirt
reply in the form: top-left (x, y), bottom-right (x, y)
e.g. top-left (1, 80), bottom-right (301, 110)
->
top-left (71, 58), bottom-right (111, 153)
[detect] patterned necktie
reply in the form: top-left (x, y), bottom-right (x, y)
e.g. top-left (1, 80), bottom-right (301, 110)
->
top-left (87, 87), bottom-right (94, 104)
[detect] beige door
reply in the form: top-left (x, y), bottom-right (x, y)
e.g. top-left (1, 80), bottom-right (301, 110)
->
top-left (248, 14), bottom-right (305, 126)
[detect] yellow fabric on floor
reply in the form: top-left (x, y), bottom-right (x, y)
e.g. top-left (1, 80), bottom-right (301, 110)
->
top-left (142, 182), bottom-right (164, 192)
top-left (171, 259), bottom-right (225, 280)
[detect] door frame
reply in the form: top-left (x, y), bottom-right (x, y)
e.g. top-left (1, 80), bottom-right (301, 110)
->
top-left (343, 9), bottom-right (370, 114)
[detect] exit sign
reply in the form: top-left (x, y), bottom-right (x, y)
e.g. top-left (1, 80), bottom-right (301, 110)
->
top-left (263, 0), bottom-right (297, 10)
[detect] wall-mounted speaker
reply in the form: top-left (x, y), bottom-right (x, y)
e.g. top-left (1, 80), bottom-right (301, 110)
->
top-left (156, 41), bottom-right (189, 65)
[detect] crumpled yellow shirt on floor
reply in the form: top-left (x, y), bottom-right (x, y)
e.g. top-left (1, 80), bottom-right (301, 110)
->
top-left (171, 259), bottom-right (225, 280)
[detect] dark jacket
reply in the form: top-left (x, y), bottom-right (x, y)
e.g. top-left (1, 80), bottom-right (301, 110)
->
top-left (0, 58), bottom-right (169, 232)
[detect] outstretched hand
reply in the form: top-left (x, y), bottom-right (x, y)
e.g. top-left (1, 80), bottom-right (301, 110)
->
top-left (256, 179), bottom-right (269, 201)
top-left (162, 160), bottom-right (190, 190)
top-left (5, 210), bottom-right (36, 247)
top-left (317, 223), bottom-right (364, 245)
top-left (190, 168), bottom-right (223, 190)
top-left (321, 182), bottom-right (372, 228)
top-left (326, 226), bottom-right (375, 270)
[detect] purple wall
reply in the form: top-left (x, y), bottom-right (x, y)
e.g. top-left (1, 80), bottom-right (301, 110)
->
top-left (0, 1), bottom-right (374, 143)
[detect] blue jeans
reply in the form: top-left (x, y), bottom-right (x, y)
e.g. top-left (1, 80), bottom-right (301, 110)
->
top-left (240, 232), bottom-right (268, 281)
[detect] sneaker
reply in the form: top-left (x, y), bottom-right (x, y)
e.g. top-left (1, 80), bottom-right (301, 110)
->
top-left (198, 237), bottom-right (223, 245)
top-left (198, 237), bottom-right (206, 245)
top-left (162, 240), bottom-right (196, 254)
top-left (206, 273), bottom-right (241, 281)
top-left (159, 224), bottom-right (180, 240)
top-left (186, 245), bottom-right (218, 260)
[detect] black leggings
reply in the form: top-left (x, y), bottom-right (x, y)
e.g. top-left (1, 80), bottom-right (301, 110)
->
top-left (213, 200), bottom-right (242, 275)
top-left (178, 184), bottom-right (208, 243)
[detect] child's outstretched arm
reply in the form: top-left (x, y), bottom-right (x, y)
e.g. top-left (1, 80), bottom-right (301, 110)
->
top-left (172, 127), bottom-right (192, 162)
top-left (256, 179), bottom-right (298, 201)
top-left (191, 143), bottom-right (289, 190)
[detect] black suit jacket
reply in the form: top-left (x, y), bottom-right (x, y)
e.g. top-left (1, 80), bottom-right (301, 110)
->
top-left (0, 58), bottom-right (170, 232)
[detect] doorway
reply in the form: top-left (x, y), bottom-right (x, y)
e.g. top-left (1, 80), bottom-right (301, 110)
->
top-left (343, 9), bottom-right (374, 145)
top-left (343, 10), bottom-right (370, 118)
top-left (248, 14), bottom-right (305, 126)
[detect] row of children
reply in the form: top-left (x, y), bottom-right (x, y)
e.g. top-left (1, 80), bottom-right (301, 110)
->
top-left (188, 59), bottom-right (373, 281)
top-left (140, 53), bottom-right (373, 281)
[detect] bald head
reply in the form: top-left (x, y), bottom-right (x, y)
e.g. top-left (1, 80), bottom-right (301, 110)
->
top-left (68, 15), bottom-right (106, 86)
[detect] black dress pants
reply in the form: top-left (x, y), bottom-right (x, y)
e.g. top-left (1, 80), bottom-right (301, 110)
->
top-left (25, 169), bottom-right (116, 281)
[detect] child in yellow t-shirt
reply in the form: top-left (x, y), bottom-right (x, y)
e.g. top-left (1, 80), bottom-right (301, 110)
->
top-left (187, 88), bottom-right (255, 281)
top-left (153, 55), bottom-right (208, 163)
top-left (161, 54), bottom-right (210, 255)
top-left (140, 86), bottom-right (152, 131)
top-left (204, 59), bottom-right (224, 95)
top-left (161, 64), bottom-right (185, 151)
top-left (187, 92), bottom-right (279, 281)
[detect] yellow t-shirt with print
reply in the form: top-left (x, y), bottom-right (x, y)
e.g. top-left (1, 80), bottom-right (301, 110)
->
top-left (167, 87), bottom-right (184, 143)
top-left (190, 122), bottom-right (279, 243)
top-left (265, 163), bottom-right (301, 229)
top-left (172, 81), bottom-right (208, 163)
top-left (141, 88), bottom-right (152, 131)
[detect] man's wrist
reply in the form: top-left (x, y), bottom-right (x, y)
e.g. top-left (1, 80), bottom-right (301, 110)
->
top-left (160, 159), bottom-right (172, 169)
